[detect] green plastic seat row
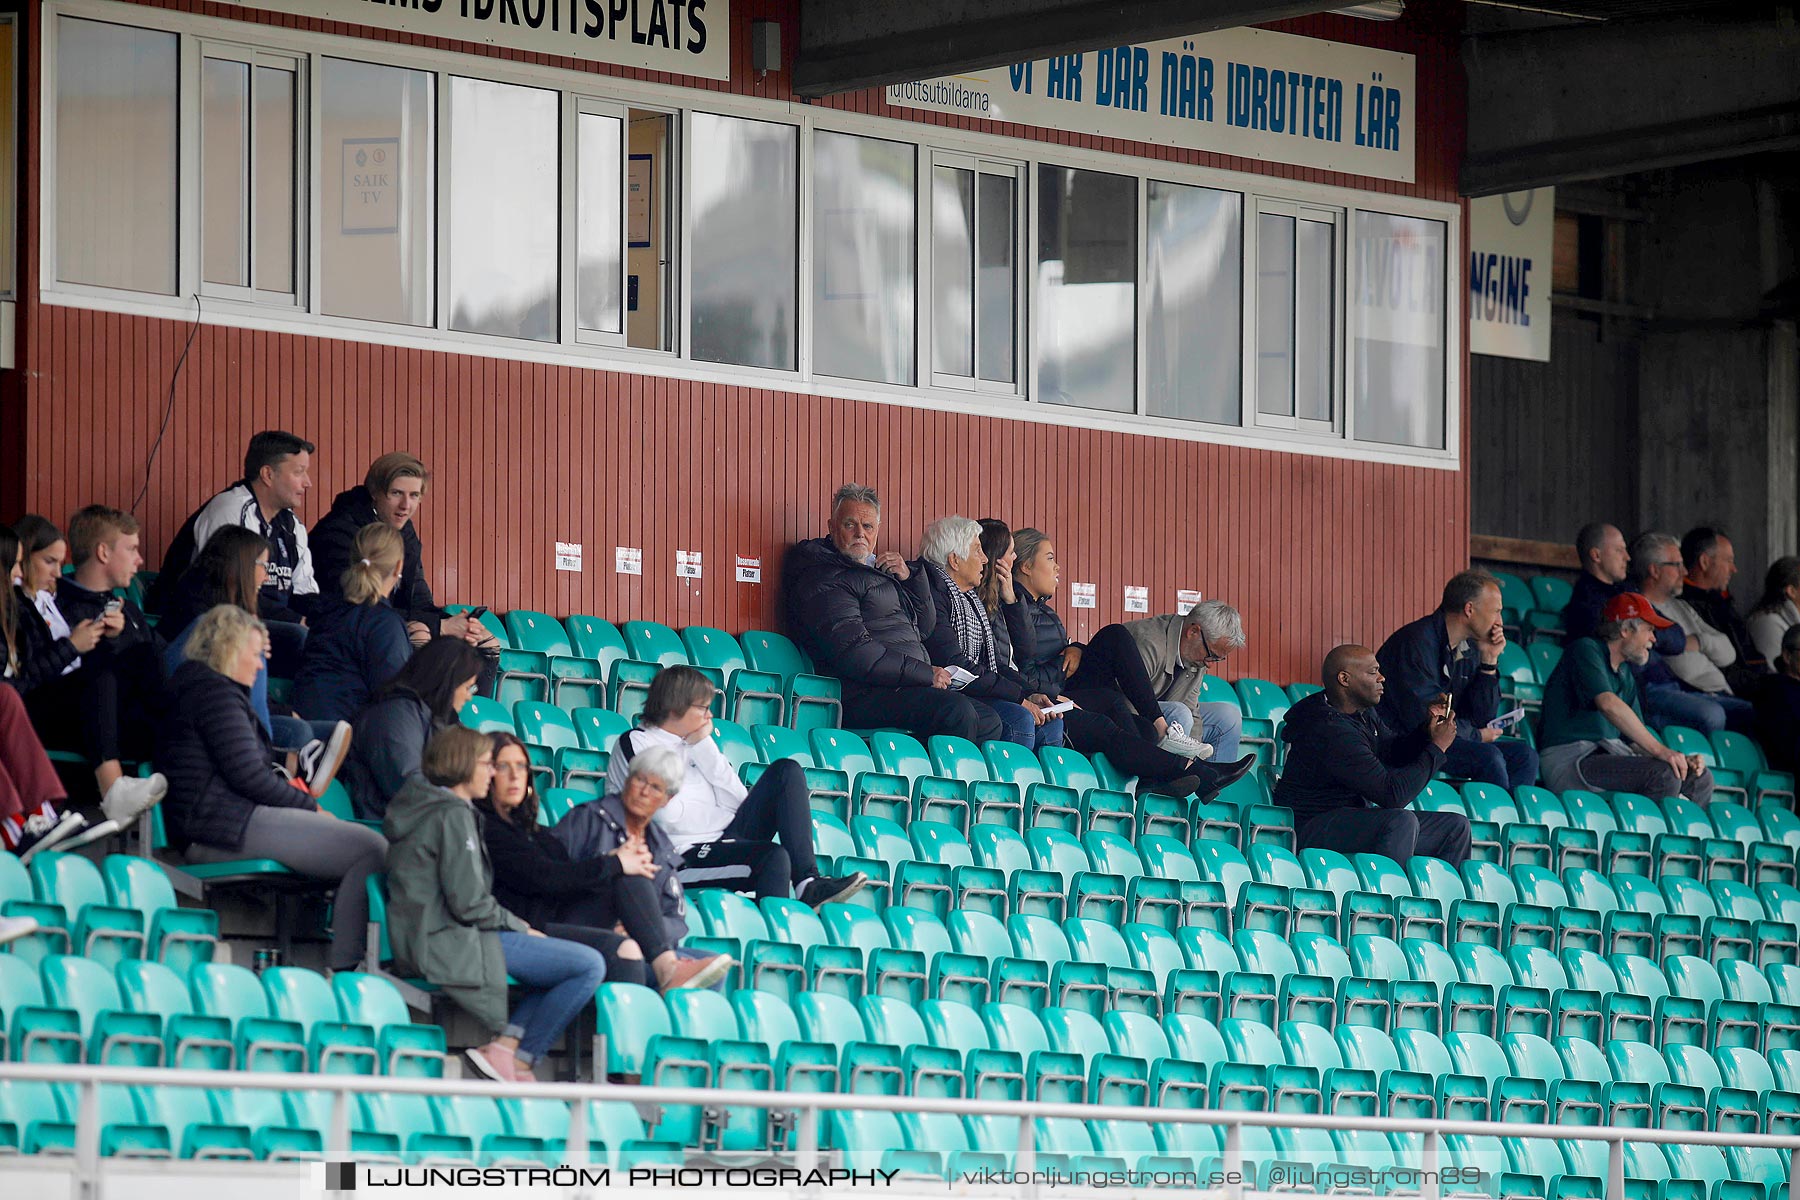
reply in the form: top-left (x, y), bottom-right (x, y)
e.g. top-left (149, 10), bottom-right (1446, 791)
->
top-left (0, 851), bottom-right (220, 972)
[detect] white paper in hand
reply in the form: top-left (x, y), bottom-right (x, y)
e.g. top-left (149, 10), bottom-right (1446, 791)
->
top-left (946, 666), bottom-right (978, 690)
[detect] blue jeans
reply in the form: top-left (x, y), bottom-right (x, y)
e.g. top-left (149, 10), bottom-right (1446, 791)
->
top-left (1642, 684), bottom-right (1734, 735)
top-left (496, 931), bottom-right (608, 1064)
top-left (990, 701), bottom-right (1065, 749)
top-left (1442, 735), bottom-right (1539, 789)
top-left (1159, 701), bottom-right (1243, 762)
top-left (270, 717), bottom-right (342, 755)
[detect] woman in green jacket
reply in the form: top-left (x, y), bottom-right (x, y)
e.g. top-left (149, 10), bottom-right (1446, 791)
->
top-left (383, 725), bottom-right (606, 1083)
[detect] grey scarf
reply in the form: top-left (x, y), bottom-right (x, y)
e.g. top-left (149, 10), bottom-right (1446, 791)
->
top-left (934, 562), bottom-right (996, 673)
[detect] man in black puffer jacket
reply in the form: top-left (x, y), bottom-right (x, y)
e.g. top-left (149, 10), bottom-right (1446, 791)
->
top-left (784, 483), bottom-right (1005, 743)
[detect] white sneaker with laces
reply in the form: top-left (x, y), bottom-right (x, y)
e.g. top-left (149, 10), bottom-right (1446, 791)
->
top-left (1158, 730), bottom-right (1214, 760)
top-left (100, 772), bottom-right (168, 826)
top-left (15, 810), bottom-right (87, 865)
top-left (298, 723), bottom-right (353, 799)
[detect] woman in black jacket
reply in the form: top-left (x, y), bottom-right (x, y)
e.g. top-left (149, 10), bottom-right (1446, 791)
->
top-left (157, 604), bottom-right (387, 970)
top-left (477, 732), bottom-right (728, 993)
top-left (1004, 528), bottom-right (1219, 796)
top-left (291, 523), bottom-right (414, 724)
top-left (340, 636), bottom-right (484, 820)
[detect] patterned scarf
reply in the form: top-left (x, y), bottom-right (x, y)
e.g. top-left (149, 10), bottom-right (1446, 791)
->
top-left (934, 562), bottom-right (995, 672)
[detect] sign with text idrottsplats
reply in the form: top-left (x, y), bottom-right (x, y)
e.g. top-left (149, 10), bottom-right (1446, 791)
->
top-left (218, 0), bottom-right (729, 79)
top-left (887, 26), bottom-right (1414, 182)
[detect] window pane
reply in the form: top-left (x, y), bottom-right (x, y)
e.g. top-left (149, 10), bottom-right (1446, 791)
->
top-left (321, 58), bottom-right (434, 326)
top-left (690, 112), bottom-right (796, 371)
top-left (813, 130), bottom-right (916, 385)
top-left (201, 58), bottom-right (249, 288)
top-left (253, 65), bottom-right (297, 295)
top-left (56, 18), bottom-right (177, 294)
top-left (931, 165), bottom-right (973, 379)
top-left (1354, 211), bottom-right (1446, 449)
top-left (1146, 181), bottom-right (1241, 424)
top-left (0, 22), bottom-right (16, 294)
top-left (577, 113), bottom-right (622, 335)
top-left (627, 110), bottom-right (673, 352)
top-left (977, 172), bottom-right (1016, 385)
top-left (449, 77), bottom-right (557, 341)
top-left (1255, 213), bottom-right (1294, 418)
top-left (1297, 219), bottom-right (1334, 423)
top-left (1037, 165), bottom-right (1135, 413)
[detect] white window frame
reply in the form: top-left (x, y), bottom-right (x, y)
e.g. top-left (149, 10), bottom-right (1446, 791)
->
top-left (1248, 197), bottom-right (1343, 437)
top-left (38, 0), bottom-right (1462, 470)
top-left (926, 150), bottom-right (1026, 396)
top-left (564, 97), bottom-right (627, 349)
top-left (192, 37), bottom-right (307, 309)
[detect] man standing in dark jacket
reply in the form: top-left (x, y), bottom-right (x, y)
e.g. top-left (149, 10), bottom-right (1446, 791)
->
top-left (784, 483), bottom-right (1004, 743)
top-left (1275, 644), bottom-right (1469, 865)
top-left (1377, 571), bottom-right (1537, 789)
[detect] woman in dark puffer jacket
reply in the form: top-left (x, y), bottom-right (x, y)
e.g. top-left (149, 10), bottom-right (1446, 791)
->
top-left (158, 604), bottom-right (387, 970)
top-left (1003, 528), bottom-right (1211, 791)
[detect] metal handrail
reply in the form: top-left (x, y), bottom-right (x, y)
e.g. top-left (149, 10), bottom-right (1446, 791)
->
top-left (2, 1060), bottom-right (1796, 1200)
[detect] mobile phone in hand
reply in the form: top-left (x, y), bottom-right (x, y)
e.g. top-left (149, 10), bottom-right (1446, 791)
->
top-left (103, 599), bottom-right (124, 616)
top-left (467, 606), bottom-right (489, 621)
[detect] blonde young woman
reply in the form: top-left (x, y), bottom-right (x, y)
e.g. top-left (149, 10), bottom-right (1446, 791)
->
top-left (158, 604), bottom-right (387, 971)
top-left (291, 523), bottom-right (415, 724)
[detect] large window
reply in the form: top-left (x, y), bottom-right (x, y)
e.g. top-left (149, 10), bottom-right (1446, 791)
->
top-left (1255, 204), bottom-right (1337, 430)
top-left (1353, 211), bottom-right (1447, 449)
top-left (1037, 164), bottom-right (1135, 413)
top-left (0, 17), bottom-right (18, 298)
top-left (448, 77), bottom-right (558, 341)
top-left (56, 18), bottom-right (178, 294)
top-left (200, 47), bottom-right (302, 299)
top-left (41, 7), bottom-right (1457, 462)
top-left (812, 130), bottom-right (916, 386)
top-left (931, 157), bottom-right (1019, 389)
top-left (320, 58), bottom-right (434, 326)
top-left (1146, 180), bottom-right (1241, 425)
top-left (690, 111), bottom-right (796, 371)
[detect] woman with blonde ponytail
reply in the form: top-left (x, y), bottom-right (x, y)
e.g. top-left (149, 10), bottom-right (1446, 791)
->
top-left (292, 523), bottom-right (415, 723)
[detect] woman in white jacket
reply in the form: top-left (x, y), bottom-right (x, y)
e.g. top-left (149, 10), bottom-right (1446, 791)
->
top-left (602, 666), bottom-right (867, 907)
top-left (1749, 557), bottom-right (1800, 670)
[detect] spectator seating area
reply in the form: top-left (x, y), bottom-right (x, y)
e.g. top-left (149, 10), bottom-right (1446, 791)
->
top-left (1492, 569), bottom-right (1576, 647)
top-left (4, 602), bottom-right (1799, 1191)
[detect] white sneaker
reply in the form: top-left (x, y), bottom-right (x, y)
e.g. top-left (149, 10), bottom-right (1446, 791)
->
top-left (297, 723), bottom-right (353, 799)
top-left (16, 810), bottom-right (87, 865)
top-left (101, 772), bottom-right (168, 826)
top-left (0, 915), bottom-right (40, 948)
top-left (58, 818), bottom-right (125, 852)
top-left (1159, 730), bottom-right (1215, 760)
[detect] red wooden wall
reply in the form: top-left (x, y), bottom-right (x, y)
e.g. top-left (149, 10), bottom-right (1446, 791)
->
top-left (7, 0), bottom-right (1470, 686)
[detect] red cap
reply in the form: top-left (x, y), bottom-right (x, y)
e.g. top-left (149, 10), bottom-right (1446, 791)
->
top-left (1601, 592), bottom-right (1675, 630)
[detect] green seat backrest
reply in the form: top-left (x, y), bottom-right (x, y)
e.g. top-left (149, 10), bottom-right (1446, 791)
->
top-left (945, 910), bottom-right (1014, 965)
top-left (969, 825), bottom-right (1033, 874)
top-left (39, 954), bottom-right (118, 1038)
top-left (794, 991), bottom-right (868, 1050)
top-left (753, 723), bottom-right (815, 766)
top-left (1199, 675), bottom-right (1239, 710)
top-left (504, 611), bottom-right (573, 656)
top-left (101, 855), bottom-right (178, 914)
top-left (710, 719), bottom-right (760, 769)
top-left (739, 630), bottom-right (812, 679)
top-left (1038, 746), bottom-right (1101, 795)
top-left (1233, 930), bottom-right (1299, 977)
top-left (1139, 835), bottom-right (1199, 881)
top-left (1293, 932), bottom-right (1352, 981)
top-left (1531, 576), bottom-right (1573, 611)
top-left (563, 616), bottom-right (630, 667)
top-left (1064, 917), bottom-right (1132, 968)
top-left (983, 741), bottom-right (1046, 788)
top-left (116, 959), bottom-right (197, 1018)
top-left (1659, 725), bottom-right (1714, 763)
top-left (911, 821), bottom-right (972, 867)
top-left (1711, 731), bottom-right (1769, 775)
top-left (1083, 830), bottom-right (1144, 878)
top-left (190, 963), bottom-right (274, 1024)
top-left (1236, 678), bottom-right (1290, 721)
top-left (870, 732), bottom-right (932, 782)
top-left (30, 852), bottom-right (109, 913)
top-left (262, 967), bottom-right (346, 1038)
top-left (1026, 828), bottom-right (1089, 887)
top-left (1348, 934), bottom-right (1408, 980)
top-left (514, 702), bottom-right (580, 750)
top-left (1515, 786), bottom-right (1569, 827)
top-left (850, 816), bottom-right (912, 867)
top-left (621, 621), bottom-right (689, 668)
top-left (459, 695), bottom-right (513, 734)
top-left (1286, 682), bottom-right (1322, 704)
top-left (331, 972), bottom-right (410, 1029)
top-left (808, 728), bottom-right (876, 776)
top-left (571, 707), bottom-right (632, 752)
top-left (692, 889), bottom-right (769, 944)
top-left (593, 984), bottom-right (671, 1075)
top-left (929, 736), bottom-right (991, 785)
top-left (1496, 642), bottom-right (1536, 685)
top-left (680, 626), bottom-right (748, 674)
top-left (1491, 571), bottom-right (1534, 616)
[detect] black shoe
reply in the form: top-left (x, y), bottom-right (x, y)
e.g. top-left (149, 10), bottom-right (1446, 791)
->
top-left (1136, 773), bottom-right (1206, 801)
top-left (799, 873), bottom-right (869, 909)
top-left (1190, 755), bottom-right (1258, 803)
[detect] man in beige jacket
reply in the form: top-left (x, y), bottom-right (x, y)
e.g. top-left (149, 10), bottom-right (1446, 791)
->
top-left (1120, 600), bottom-right (1247, 762)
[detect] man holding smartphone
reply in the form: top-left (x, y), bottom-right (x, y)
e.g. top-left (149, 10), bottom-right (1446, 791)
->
top-left (1376, 570), bottom-right (1538, 789)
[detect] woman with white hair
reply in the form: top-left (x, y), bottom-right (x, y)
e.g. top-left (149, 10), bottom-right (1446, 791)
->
top-left (920, 515), bottom-right (1063, 749)
top-left (157, 604), bottom-right (388, 971)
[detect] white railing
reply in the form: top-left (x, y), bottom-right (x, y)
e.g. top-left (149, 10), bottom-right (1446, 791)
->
top-left (1, 1061), bottom-right (1796, 1200)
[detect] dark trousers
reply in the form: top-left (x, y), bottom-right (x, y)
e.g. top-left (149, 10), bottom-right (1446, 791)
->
top-left (556, 871), bottom-right (675, 967)
top-left (27, 643), bottom-right (162, 767)
top-left (1441, 735), bottom-right (1539, 789)
top-left (1296, 808), bottom-right (1472, 867)
top-left (265, 617), bottom-right (309, 680)
top-left (841, 683), bottom-right (1005, 744)
top-left (678, 758), bottom-right (816, 898)
top-left (1061, 695), bottom-right (1198, 782)
top-left (543, 921), bottom-right (651, 989)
